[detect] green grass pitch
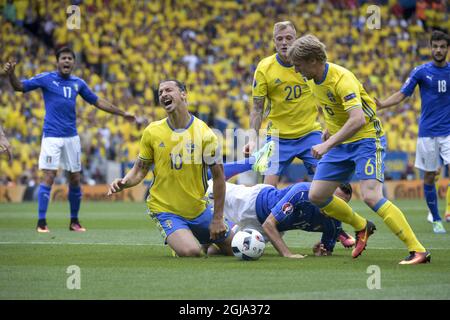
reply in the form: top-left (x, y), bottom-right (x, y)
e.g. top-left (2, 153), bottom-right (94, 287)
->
top-left (0, 200), bottom-right (449, 300)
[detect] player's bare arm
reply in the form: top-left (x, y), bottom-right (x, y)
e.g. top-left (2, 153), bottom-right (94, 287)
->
top-left (262, 214), bottom-right (305, 258)
top-left (311, 107), bottom-right (366, 159)
top-left (3, 61), bottom-right (24, 92)
top-left (0, 125), bottom-right (12, 162)
top-left (209, 163), bottom-right (227, 240)
top-left (243, 96), bottom-right (265, 156)
top-left (94, 97), bottom-right (136, 122)
top-left (107, 158), bottom-right (152, 195)
top-left (375, 91), bottom-right (406, 110)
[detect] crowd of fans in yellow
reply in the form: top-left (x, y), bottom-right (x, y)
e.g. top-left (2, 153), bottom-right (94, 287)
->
top-left (0, 0), bottom-right (448, 185)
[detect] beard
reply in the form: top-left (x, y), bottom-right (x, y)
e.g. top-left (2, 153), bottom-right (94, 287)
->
top-left (432, 53), bottom-right (447, 63)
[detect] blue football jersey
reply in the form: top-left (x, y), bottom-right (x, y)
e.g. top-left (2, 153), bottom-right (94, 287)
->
top-left (401, 62), bottom-right (450, 137)
top-left (22, 71), bottom-right (99, 137)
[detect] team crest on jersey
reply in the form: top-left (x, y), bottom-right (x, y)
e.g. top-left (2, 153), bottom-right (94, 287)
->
top-left (74, 84), bottom-right (79, 92)
top-left (185, 142), bottom-right (196, 154)
top-left (282, 202), bottom-right (294, 215)
top-left (165, 220), bottom-right (173, 229)
top-left (327, 90), bottom-right (336, 103)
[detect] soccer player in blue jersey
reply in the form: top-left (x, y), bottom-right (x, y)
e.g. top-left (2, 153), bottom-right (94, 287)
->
top-left (206, 163), bottom-right (356, 258)
top-left (3, 47), bottom-right (136, 233)
top-left (376, 30), bottom-right (450, 234)
top-left (288, 35), bottom-right (429, 264)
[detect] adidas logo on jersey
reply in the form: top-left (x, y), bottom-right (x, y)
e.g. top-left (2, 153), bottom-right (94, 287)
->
top-left (274, 78), bottom-right (282, 84)
top-left (159, 142), bottom-right (165, 147)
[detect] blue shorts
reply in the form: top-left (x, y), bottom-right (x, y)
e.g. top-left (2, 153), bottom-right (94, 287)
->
top-left (265, 131), bottom-right (321, 176)
top-left (149, 206), bottom-right (233, 245)
top-left (314, 136), bottom-right (386, 183)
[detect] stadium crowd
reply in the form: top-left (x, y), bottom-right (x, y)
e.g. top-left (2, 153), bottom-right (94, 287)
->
top-left (0, 0), bottom-right (449, 186)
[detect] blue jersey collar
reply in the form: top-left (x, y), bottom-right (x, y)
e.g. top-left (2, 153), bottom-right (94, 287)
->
top-left (276, 54), bottom-right (293, 68)
top-left (314, 63), bottom-right (329, 85)
top-left (167, 114), bottom-right (194, 132)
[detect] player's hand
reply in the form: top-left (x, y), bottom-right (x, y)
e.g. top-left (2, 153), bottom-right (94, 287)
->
top-left (209, 218), bottom-right (227, 241)
top-left (374, 97), bottom-right (384, 110)
top-left (321, 129), bottom-right (330, 142)
top-left (311, 142), bottom-right (331, 159)
top-left (243, 141), bottom-right (256, 157)
top-left (313, 242), bottom-right (332, 256)
top-left (3, 60), bottom-right (17, 75)
top-left (0, 134), bottom-right (12, 164)
top-left (107, 177), bottom-right (128, 195)
top-left (286, 253), bottom-right (307, 259)
top-left (123, 112), bottom-right (136, 123)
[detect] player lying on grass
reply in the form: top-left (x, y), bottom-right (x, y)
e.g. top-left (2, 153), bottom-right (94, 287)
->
top-left (205, 157), bottom-right (356, 258)
top-left (108, 80), bottom-right (233, 257)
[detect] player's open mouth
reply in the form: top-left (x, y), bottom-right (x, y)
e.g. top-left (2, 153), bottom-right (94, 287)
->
top-left (163, 99), bottom-right (173, 107)
top-left (63, 66), bottom-right (71, 71)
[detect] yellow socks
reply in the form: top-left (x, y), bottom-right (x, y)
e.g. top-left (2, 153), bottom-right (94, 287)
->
top-left (375, 199), bottom-right (425, 253)
top-left (319, 196), bottom-right (367, 231)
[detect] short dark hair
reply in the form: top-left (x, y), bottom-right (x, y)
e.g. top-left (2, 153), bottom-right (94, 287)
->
top-left (430, 30), bottom-right (450, 46)
top-left (338, 183), bottom-right (353, 198)
top-left (55, 46), bottom-right (75, 60)
top-left (159, 79), bottom-right (187, 93)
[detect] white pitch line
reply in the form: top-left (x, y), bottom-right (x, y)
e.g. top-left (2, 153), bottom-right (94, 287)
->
top-left (0, 241), bottom-right (163, 246)
top-left (0, 241), bottom-right (448, 250)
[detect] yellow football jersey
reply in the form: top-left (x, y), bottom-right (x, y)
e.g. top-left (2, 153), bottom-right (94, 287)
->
top-left (138, 116), bottom-right (218, 219)
top-left (252, 54), bottom-right (321, 139)
top-left (309, 62), bottom-right (384, 143)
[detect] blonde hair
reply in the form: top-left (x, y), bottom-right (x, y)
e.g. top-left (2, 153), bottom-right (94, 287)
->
top-left (288, 34), bottom-right (327, 63)
top-left (273, 21), bottom-right (296, 38)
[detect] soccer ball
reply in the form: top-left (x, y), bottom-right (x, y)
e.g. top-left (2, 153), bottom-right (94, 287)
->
top-left (231, 228), bottom-right (265, 260)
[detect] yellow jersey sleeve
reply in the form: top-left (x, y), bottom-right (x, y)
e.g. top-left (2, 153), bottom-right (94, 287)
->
top-left (138, 126), bottom-right (154, 162)
top-left (202, 126), bottom-right (219, 165)
top-left (252, 64), bottom-right (268, 98)
top-left (335, 73), bottom-right (362, 112)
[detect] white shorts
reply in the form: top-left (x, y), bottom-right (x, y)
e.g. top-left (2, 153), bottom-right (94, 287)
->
top-left (39, 136), bottom-right (82, 172)
top-left (207, 180), bottom-right (273, 239)
top-left (415, 136), bottom-right (450, 172)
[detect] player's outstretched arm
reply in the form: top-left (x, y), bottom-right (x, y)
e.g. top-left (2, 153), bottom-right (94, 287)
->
top-left (311, 107), bottom-right (366, 159)
top-left (375, 91), bottom-right (406, 110)
top-left (94, 97), bottom-right (136, 122)
top-left (0, 125), bottom-right (12, 163)
top-left (2, 61), bottom-right (24, 92)
top-left (243, 97), bottom-right (265, 157)
top-left (107, 158), bottom-right (152, 195)
top-left (262, 214), bottom-right (305, 259)
top-left (209, 163), bottom-right (227, 241)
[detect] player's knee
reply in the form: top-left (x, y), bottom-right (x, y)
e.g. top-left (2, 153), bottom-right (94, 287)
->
top-left (361, 193), bottom-right (379, 208)
top-left (423, 171), bottom-right (436, 185)
top-left (176, 246), bottom-right (202, 257)
top-left (308, 190), bottom-right (325, 205)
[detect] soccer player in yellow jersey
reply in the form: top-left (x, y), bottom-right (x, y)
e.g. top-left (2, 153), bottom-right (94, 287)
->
top-left (108, 80), bottom-right (233, 257)
top-left (244, 21), bottom-right (322, 186)
top-left (288, 35), bottom-right (430, 265)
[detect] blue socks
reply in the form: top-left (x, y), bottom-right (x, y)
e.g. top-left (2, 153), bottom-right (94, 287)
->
top-left (207, 157), bottom-right (255, 180)
top-left (424, 183), bottom-right (440, 221)
top-left (38, 184), bottom-right (52, 221)
top-left (69, 186), bottom-right (82, 220)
